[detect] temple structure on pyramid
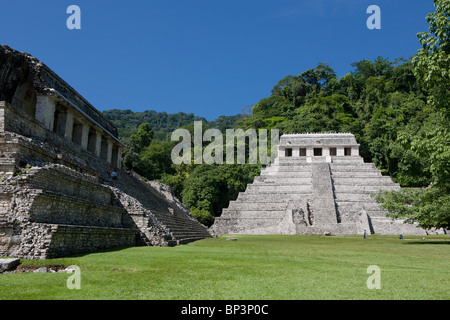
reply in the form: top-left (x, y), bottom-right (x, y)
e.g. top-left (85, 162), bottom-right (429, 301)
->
top-left (211, 133), bottom-right (429, 236)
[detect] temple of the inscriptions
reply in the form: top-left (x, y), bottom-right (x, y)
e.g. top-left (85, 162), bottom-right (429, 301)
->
top-left (211, 133), bottom-right (436, 236)
top-left (0, 45), bottom-right (211, 259)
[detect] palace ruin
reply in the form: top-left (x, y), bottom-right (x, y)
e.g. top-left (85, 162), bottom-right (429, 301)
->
top-left (0, 45), bottom-right (211, 259)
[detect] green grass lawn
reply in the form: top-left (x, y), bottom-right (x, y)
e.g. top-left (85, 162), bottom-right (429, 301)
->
top-left (0, 234), bottom-right (449, 300)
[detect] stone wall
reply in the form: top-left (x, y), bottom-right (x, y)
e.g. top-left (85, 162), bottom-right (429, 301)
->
top-left (5, 222), bottom-right (137, 260)
top-left (0, 164), bottom-right (139, 259)
top-left (45, 224), bottom-right (137, 259)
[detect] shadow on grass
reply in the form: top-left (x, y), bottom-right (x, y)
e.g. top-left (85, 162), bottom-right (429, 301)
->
top-left (58, 245), bottom-right (138, 259)
top-left (404, 240), bottom-right (450, 245)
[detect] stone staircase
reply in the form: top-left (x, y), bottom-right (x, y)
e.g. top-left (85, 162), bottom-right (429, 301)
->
top-left (0, 164), bottom-right (139, 259)
top-left (331, 161), bottom-right (399, 223)
top-left (107, 169), bottom-right (212, 246)
top-left (211, 156), bottom-right (427, 236)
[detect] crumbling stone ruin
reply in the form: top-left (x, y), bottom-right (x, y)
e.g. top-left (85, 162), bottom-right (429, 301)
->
top-left (211, 133), bottom-right (437, 236)
top-left (0, 45), bottom-right (211, 259)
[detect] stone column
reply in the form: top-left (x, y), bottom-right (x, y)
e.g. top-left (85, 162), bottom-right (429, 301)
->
top-left (351, 146), bottom-right (360, 156)
top-left (292, 148), bottom-right (300, 157)
top-left (323, 147), bottom-right (332, 163)
top-left (106, 139), bottom-right (113, 164)
top-left (306, 147), bottom-right (313, 163)
top-left (337, 147), bottom-right (345, 157)
top-left (116, 147), bottom-right (123, 169)
top-left (278, 147), bottom-right (285, 158)
top-left (64, 111), bottom-right (74, 141)
top-left (80, 122), bottom-right (90, 151)
top-left (0, 102), bottom-right (5, 132)
top-left (94, 132), bottom-right (102, 157)
top-left (35, 96), bottom-right (56, 131)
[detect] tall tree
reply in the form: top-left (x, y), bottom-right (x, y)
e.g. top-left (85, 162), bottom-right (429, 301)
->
top-left (413, 0), bottom-right (450, 111)
top-left (377, 0), bottom-right (450, 231)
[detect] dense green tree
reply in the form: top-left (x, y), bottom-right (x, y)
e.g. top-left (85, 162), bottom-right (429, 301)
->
top-left (130, 123), bottom-right (154, 153)
top-left (377, 0), bottom-right (450, 231)
top-left (285, 94), bottom-right (360, 134)
top-left (138, 141), bottom-right (176, 180)
top-left (351, 56), bottom-right (394, 79)
top-left (180, 164), bottom-right (260, 221)
top-left (412, 0), bottom-right (450, 111)
top-left (251, 95), bottom-right (292, 118)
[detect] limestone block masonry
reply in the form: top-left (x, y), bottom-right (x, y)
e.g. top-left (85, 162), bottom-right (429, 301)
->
top-left (211, 133), bottom-right (443, 236)
top-left (0, 45), bottom-right (211, 259)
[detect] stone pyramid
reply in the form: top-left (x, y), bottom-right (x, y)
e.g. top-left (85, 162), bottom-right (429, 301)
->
top-left (211, 133), bottom-right (427, 236)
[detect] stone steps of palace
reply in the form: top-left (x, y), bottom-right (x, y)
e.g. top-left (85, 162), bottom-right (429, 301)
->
top-left (151, 211), bottom-right (212, 240)
top-left (28, 189), bottom-right (126, 229)
top-left (0, 158), bottom-right (16, 173)
top-left (152, 212), bottom-right (205, 228)
top-left (154, 214), bottom-right (211, 233)
top-left (22, 165), bottom-right (114, 206)
top-left (0, 213), bottom-right (8, 225)
top-left (111, 170), bottom-right (212, 242)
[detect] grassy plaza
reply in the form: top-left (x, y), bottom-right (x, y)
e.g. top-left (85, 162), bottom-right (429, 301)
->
top-left (1, 234), bottom-right (448, 300)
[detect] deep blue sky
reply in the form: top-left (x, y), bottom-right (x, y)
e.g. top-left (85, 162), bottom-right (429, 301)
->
top-left (1, 1), bottom-right (435, 120)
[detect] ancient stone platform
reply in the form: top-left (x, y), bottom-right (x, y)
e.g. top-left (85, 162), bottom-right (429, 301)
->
top-left (211, 133), bottom-right (428, 236)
